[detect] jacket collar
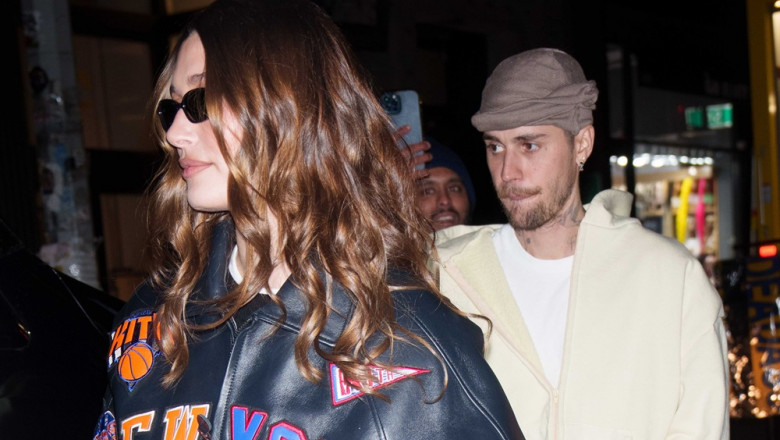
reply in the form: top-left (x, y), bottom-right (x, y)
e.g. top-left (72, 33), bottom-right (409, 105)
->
top-left (582, 189), bottom-right (634, 227)
top-left (184, 219), bottom-right (235, 325)
top-left (247, 268), bottom-right (421, 346)
top-left (190, 218), bottom-right (411, 347)
top-left (247, 274), bottom-right (355, 347)
top-left (192, 218), bottom-right (235, 302)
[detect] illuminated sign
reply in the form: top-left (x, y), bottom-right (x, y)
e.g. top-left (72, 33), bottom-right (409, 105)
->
top-left (684, 103), bottom-right (733, 130)
top-left (685, 107), bottom-right (705, 130)
top-left (760, 245), bottom-right (779, 258)
top-left (706, 103), bottom-right (733, 129)
top-left (747, 253), bottom-right (780, 416)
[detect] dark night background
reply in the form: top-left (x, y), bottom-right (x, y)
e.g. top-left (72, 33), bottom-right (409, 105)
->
top-left (0, 0), bottom-right (754, 251)
top-left (0, 1), bottom-right (771, 438)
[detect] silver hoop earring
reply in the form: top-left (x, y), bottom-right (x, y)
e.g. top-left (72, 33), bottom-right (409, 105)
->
top-left (578, 161), bottom-right (585, 172)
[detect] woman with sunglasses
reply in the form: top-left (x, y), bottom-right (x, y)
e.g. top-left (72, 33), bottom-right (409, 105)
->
top-left (93, 1), bottom-right (524, 439)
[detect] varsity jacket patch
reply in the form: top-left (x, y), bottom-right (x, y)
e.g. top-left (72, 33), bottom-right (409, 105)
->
top-left (107, 310), bottom-right (161, 390)
top-left (328, 362), bottom-right (429, 406)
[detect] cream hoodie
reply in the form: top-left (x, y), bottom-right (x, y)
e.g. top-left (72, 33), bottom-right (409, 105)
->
top-left (435, 189), bottom-right (729, 440)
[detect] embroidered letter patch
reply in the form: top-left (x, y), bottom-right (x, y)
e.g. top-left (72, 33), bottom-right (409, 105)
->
top-left (328, 362), bottom-right (429, 406)
top-left (107, 311), bottom-right (160, 390)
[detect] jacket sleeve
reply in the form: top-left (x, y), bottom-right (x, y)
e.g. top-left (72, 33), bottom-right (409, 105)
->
top-left (666, 258), bottom-right (729, 439)
top-left (91, 282), bottom-right (157, 440)
top-left (93, 386), bottom-right (119, 439)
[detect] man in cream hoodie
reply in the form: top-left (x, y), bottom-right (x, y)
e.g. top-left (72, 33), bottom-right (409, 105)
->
top-left (435, 48), bottom-right (729, 439)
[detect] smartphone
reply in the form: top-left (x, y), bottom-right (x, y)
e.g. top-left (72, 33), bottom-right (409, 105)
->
top-left (380, 90), bottom-right (424, 170)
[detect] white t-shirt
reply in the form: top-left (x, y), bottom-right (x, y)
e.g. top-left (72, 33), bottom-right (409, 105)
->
top-left (492, 224), bottom-right (573, 386)
top-left (228, 245), bottom-right (275, 295)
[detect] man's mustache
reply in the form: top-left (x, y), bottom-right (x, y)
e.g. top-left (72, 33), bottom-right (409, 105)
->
top-left (497, 184), bottom-right (541, 199)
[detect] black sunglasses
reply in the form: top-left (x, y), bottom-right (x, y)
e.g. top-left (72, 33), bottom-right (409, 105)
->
top-left (156, 88), bottom-right (208, 131)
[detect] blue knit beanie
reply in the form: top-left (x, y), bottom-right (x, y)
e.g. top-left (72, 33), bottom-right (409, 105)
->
top-left (425, 136), bottom-right (476, 214)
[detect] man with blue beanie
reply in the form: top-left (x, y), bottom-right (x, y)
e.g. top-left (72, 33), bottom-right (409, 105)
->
top-left (414, 137), bottom-right (476, 230)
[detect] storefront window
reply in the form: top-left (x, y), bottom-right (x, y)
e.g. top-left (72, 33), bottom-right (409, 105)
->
top-left (610, 150), bottom-right (717, 260)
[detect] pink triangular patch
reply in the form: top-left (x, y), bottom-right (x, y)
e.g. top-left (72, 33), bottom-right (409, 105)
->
top-left (329, 363), bottom-right (429, 406)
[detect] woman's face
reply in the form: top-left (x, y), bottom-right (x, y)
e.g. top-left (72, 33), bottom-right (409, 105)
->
top-left (165, 32), bottom-right (233, 212)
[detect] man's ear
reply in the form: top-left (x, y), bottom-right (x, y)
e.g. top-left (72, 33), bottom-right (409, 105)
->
top-left (574, 125), bottom-right (594, 163)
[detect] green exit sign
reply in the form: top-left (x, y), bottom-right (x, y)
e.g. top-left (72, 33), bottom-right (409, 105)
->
top-left (684, 103), bottom-right (733, 130)
top-left (706, 103), bottom-right (733, 129)
top-left (685, 107), bottom-right (704, 129)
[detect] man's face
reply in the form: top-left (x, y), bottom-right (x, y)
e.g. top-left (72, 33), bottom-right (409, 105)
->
top-left (415, 167), bottom-right (471, 230)
top-left (483, 125), bottom-right (583, 231)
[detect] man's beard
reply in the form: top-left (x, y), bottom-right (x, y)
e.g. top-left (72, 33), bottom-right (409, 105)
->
top-left (496, 173), bottom-right (576, 231)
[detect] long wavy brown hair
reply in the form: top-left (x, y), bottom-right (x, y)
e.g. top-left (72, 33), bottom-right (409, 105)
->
top-left (145, 0), bottom-right (455, 392)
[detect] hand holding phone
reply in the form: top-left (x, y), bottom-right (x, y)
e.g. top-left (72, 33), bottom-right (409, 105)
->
top-left (380, 90), bottom-right (425, 170)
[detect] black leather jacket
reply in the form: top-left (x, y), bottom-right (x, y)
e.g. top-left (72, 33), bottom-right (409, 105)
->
top-left (94, 223), bottom-right (524, 440)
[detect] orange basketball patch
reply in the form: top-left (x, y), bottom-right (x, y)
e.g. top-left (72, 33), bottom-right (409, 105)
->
top-left (118, 341), bottom-right (155, 383)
